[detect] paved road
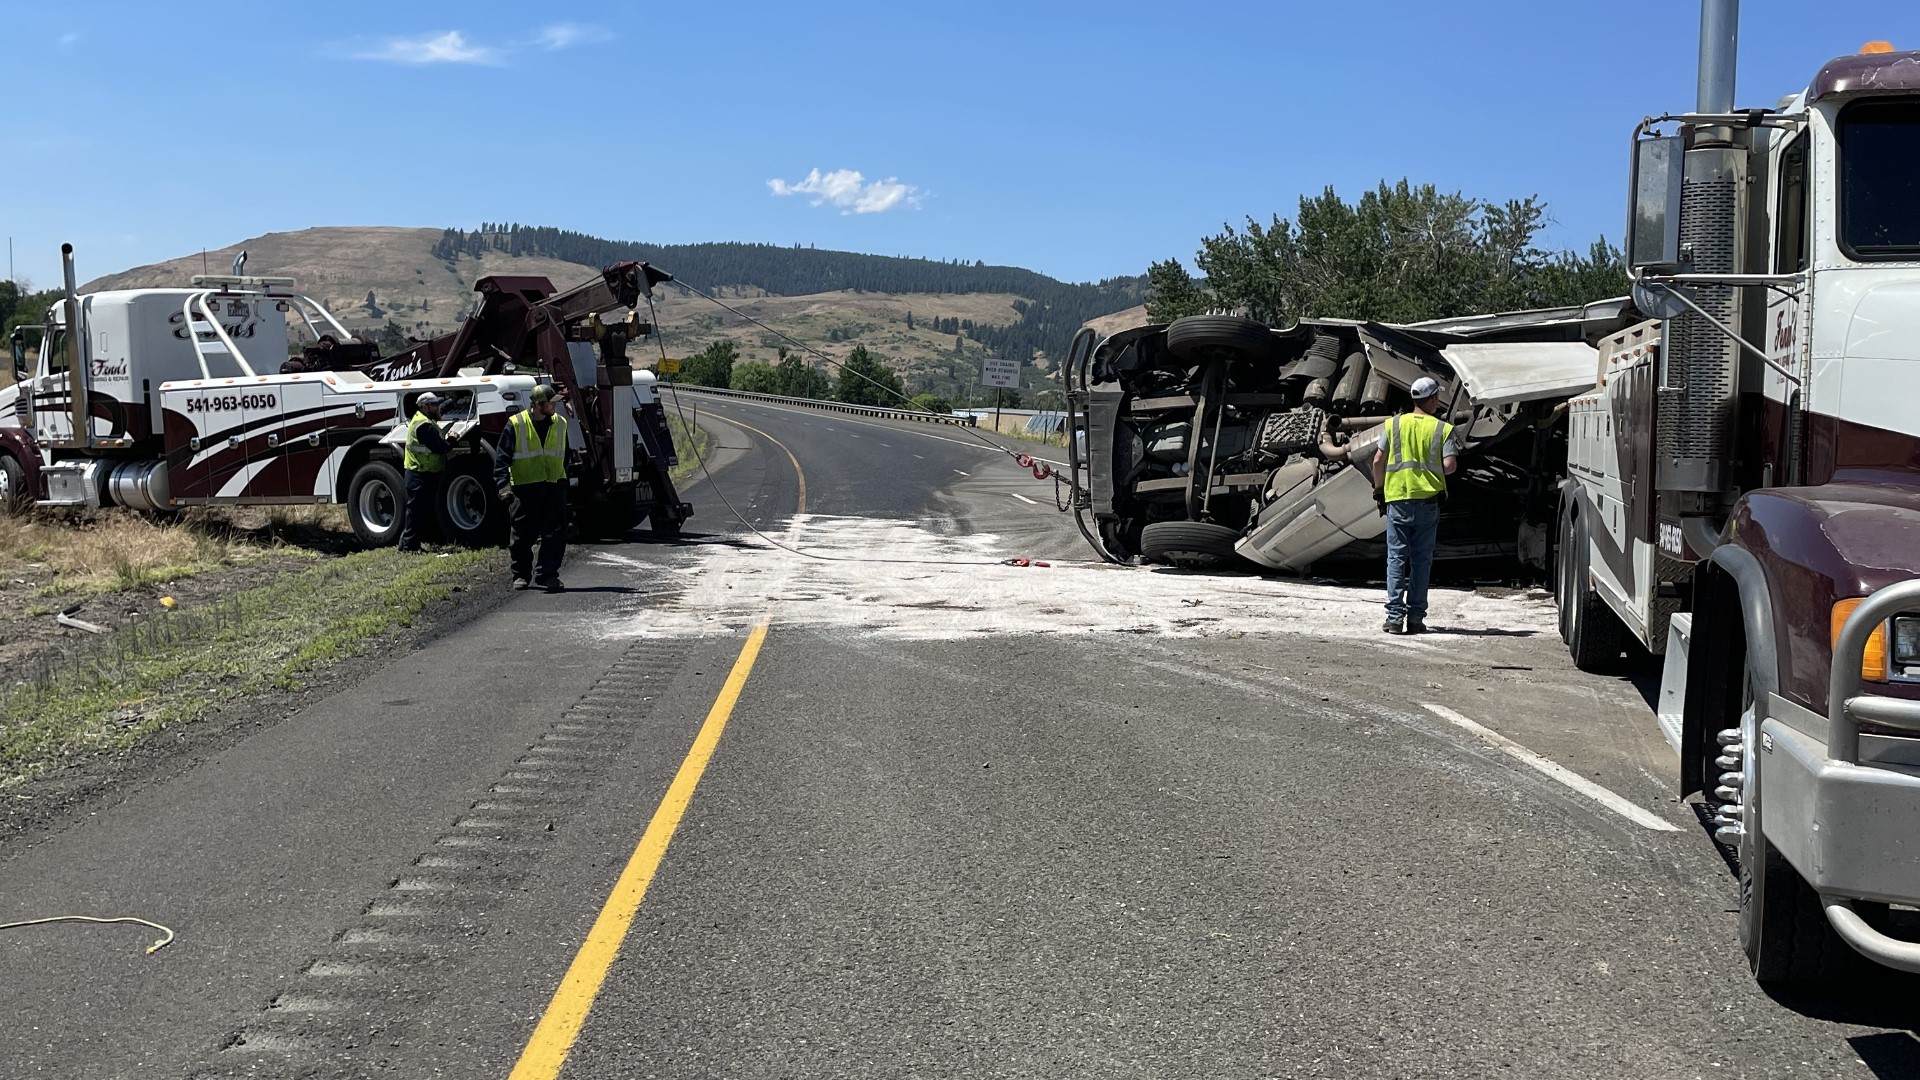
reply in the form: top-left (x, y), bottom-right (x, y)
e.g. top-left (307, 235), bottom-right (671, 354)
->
top-left (3, 392), bottom-right (1919, 1079)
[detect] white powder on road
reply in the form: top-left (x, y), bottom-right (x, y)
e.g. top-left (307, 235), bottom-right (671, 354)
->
top-left (595, 515), bottom-right (1555, 645)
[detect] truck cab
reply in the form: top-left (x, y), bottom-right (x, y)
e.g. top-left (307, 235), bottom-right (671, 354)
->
top-left (1562, 39), bottom-right (1920, 983)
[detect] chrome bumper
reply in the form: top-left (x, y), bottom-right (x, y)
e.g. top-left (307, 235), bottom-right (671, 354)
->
top-left (1775, 581), bottom-right (1920, 972)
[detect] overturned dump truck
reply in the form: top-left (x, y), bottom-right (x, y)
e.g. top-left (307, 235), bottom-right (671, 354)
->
top-left (1062, 303), bottom-right (1638, 573)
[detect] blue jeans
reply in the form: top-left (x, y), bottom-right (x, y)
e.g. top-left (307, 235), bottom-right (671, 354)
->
top-left (1385, 497), bottom-right (1441, 624)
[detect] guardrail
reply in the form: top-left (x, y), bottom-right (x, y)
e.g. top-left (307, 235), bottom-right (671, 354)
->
top-left (664, 382), bottom-right (979, 426)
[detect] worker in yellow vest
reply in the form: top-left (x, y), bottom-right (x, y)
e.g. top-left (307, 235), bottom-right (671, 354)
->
top-left (494, 383), bottom-right (570, 591)
top-left (397, 392), bottom-right (449, 553)
top-left (1372, 377), bottom-right (1458, 635)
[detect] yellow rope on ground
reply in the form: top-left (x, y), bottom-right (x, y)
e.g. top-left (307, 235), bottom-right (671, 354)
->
top-left (0, 915), bottom-right (175, 954)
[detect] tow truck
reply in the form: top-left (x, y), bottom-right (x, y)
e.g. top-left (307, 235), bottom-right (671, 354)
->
top-left (0, 247), bottom-right (692, 546)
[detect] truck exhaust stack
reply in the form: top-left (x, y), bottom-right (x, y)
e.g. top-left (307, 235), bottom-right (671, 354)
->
top-left (59, 243), bottom-right (92, 450)
top-left (1698, 0), bottom-right (1738, 113)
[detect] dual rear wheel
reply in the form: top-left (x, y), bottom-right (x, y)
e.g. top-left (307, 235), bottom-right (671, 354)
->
top-left (345, 457), bottom-right (503, 549)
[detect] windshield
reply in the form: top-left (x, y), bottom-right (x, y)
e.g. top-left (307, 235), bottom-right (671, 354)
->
top-left (1838, 98), bottom-right (1920, 258)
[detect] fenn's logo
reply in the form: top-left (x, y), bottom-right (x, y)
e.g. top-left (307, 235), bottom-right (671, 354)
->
top-left (169, 311), bottom-right (260, 342)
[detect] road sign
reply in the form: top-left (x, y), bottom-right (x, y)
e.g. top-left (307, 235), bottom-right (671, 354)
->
top-left (656, 358), bottom-right (682, 375)
top-left (979, 357), bottom-right (1020, 389)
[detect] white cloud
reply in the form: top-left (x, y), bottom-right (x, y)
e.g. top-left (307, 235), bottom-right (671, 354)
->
top-left (536, 23), bottom-right (611, 49)
top-left (767, 168), bottom-right (923, 215)
top-left (355, 30), bottom-right (496, 65)
top-left (57, 32), bottom-right (78, 48)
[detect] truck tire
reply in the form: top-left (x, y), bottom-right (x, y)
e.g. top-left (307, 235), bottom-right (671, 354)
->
top-left (1734, 649), bottom-right (1864, 985)
top-left (436, 459), bottom-right (504, 547)
top-left (649, 507), bottom-right (685, 537)
top-left (346, 460), bottom-right (406, 548)
top-left (1140, 520), bottom-right (1242, 570)
top-left (0, 453), bottom-right (26, 514)
top-left (1562, 502), bottom-right (1627, 672)
top-left (1164, 315), bottom-right (1280, 366)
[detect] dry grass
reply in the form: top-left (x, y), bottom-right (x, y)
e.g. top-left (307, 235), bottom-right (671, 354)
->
top-left (0, 545), bottom-right (496, 787)
top-left (971, 412), bottom-right (1069, 448)
top-left (0, 506), bottom-right (348, 595)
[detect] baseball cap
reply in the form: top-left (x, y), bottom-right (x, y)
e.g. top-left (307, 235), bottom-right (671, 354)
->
top-left (530, 384), bottom-right (556, 403)
top-left (416, 391), bottom-right (443, 405)
top-left (1409, 377), bottom-right (1440, 400)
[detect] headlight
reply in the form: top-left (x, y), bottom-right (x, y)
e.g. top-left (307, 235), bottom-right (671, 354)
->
top-left (1894, 615), bottom-right (1920, 677)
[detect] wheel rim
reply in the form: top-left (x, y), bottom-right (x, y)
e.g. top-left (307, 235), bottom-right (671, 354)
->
top-left (0, 465), bottom-right (12, 507)
top-left (445, 473), bottom-right (487, 533)
top-left (358, 478), bottom-right (398, 531)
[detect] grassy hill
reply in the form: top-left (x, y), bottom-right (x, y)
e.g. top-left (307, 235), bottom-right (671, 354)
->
top-left (83, 227), bottom-right (1149, 402)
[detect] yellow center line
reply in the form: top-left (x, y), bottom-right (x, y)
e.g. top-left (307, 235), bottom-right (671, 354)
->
top-left (508, 615), bottom-right (772, 1080)
top-left (693, 410), bottom-right (807, 515)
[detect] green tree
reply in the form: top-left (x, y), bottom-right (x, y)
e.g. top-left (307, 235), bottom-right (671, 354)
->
top-left (908, 392), bottom-right (952, 414)
top-left (1192, 180), bottom-right (1625, 327)
top-left (374, 320), bottom-right (411, 354)
top-left (3, 284), bottom-right (61, 337)
top-left (679, 340), bottom-right (739, 388)
top-left (774, 347), bottom-right (832, 398)
top-left (730, 361), bottom-right (781, 393)
top-left (836, 345), bottom-right (905, 406)
top-left (1144, 258), bottom-right (1211, 323)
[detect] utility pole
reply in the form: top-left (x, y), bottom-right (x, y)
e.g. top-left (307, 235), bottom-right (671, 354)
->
top-left (993, 387), bottom-right (1002, 433)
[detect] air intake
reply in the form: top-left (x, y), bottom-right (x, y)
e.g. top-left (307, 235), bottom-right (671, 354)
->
top-left (1656, 145), bottom-right (1744, 493)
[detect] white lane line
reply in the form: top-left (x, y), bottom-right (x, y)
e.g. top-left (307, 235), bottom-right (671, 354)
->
top-left (913, 454), bottom-right (925, 460)
top-left (878, 442), bottom-right (892, 448)
top-left (848, 434), bottom-right (862, 439)
top-left (1008, 492), bottom-right (1038, 505)
top-left (1420, 704), bottom-right (1679, 832)
top-left (953, 469), bottom-right (970, 476)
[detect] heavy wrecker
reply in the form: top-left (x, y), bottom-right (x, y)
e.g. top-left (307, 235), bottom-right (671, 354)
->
top-left (0, 247), bottom-right (692, 547)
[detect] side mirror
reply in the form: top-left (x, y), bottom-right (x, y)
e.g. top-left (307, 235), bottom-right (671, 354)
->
top-left (8, 329), bottom-right (26, 381)
top-left (1627, 134), bottom-right (1684, 270)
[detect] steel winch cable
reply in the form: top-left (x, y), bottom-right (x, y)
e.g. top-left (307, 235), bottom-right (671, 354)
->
top-left (641, 290), bottom-right (1063, 568)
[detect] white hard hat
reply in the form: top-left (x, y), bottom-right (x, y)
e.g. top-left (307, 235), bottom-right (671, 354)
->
top-left (1409, 377), bottom-right (1440, 400)
top-left (416, 391), bottom-right (444, 405)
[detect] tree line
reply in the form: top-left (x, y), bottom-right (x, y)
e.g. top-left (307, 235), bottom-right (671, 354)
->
top-left (1145, 180), bottom-right (1626, 326)
top-left (1, 281), bottom-right (62, 338)
top-left (669, 340), bottom-right (937, 410)
top-left (432, 225), bottom-right (1145, 364)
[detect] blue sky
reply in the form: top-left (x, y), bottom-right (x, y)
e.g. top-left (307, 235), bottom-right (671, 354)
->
top-left (6, 1), bottom-right (1917, 290)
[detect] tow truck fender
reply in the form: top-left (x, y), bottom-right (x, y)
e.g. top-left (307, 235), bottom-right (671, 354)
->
top-left (1678, 546), bottom-right (1781, 800)
top-left (0, 426), bottom-right (44, 498)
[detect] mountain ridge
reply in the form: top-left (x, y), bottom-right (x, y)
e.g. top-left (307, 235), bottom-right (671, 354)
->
top-left (82, 226), bottom-right (1148, 399)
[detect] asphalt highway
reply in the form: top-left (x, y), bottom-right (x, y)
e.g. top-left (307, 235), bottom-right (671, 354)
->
top-left (3, 391), bottom-right (1919, 1079)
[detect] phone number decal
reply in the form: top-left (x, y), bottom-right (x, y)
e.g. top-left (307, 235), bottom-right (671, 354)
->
top-left (185, 393), bottom-right (277, 413)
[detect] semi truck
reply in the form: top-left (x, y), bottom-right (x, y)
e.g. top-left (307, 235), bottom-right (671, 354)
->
top-left (0, 247), bottom-right (692, 546)
top-left (1067, 3), bottom-right (1920, 985)
top-left (1555, 6), bottom-right (1920, 985)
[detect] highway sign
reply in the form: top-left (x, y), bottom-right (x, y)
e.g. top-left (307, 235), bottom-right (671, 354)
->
top-left (979, 357), bottom-right (1020, 389)
top-left (656, 358), bottom-right (682, 374)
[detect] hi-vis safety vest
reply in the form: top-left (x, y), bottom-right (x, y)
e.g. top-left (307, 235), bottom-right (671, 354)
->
top-left (1382, 411), bottom-right (1452, 503)
top-left (404, 412), bottom-right (444, 474)
top-left (507, 410), bottom-right (568, 487)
